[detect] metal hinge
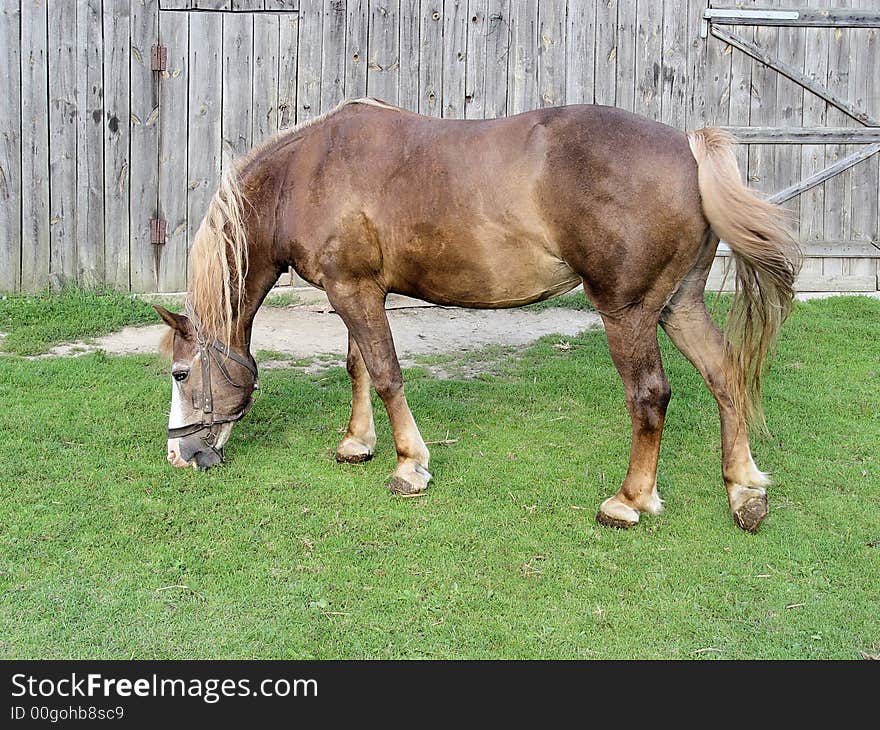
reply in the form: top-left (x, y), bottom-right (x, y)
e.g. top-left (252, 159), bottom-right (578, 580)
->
top-left (150, 218), bottom-right (167, 245)
top-left (700, 9), bottom-right (799, 37)
top-left (151, 44), bottom-right (167, 72)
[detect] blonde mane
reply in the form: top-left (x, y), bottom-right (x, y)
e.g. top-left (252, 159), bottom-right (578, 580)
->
top-left (186, 97), bottom-right (397, 345)
top-left (187, 166), bottom-right (249, 346)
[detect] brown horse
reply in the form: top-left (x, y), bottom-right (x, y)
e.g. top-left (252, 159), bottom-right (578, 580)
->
top-left (154, 98), bottom-right (799, 532)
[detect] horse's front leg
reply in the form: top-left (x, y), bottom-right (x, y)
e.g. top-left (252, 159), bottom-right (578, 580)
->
top-left (335, 333), bottom-right (377, 463)
top-left (327, 282), bottom-right (431, 495)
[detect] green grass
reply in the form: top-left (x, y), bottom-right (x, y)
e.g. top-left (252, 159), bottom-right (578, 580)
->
top-left (263, 291), bottom-right (302, 308)
top-left (0, 296), bottom-right (878, 659)
top-left (0, 288), bottom-right (162, 356)
top-left (524, 289), bottom-right (594, 311)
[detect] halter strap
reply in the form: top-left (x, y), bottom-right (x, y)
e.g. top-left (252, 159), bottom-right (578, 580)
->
top-left (166, 336), bottom-right (258, 445)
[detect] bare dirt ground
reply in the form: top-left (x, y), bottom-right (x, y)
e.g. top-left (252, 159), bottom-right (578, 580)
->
top-left (41, 296), bottom-right (603, 371)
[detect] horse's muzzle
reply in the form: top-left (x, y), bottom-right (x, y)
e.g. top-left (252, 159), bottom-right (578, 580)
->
top-left (172, 430), bottom-right (225, 470)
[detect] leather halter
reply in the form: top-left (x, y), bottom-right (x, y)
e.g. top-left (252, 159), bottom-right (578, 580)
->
top-left (167, 337), bottom-right (258, 447)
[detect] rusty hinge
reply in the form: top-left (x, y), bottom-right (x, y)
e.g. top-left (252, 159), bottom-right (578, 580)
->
top-left (151, 44), bottom-right (167, 72)
top-left (150, 218), bottom-right (167, 245)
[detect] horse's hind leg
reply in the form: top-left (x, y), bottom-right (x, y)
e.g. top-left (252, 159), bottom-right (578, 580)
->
top-left (660, 296), bottom-right (769, 532)
top-left (326, 282), bottom-right (431, 495)
top-left (596, 312), bottom-right (671, 528)
top-left (335, 333), bottom-right (377, 464)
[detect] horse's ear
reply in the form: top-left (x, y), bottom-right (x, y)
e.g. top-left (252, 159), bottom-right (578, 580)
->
top-left (153, 305), bottom-right (191, 337)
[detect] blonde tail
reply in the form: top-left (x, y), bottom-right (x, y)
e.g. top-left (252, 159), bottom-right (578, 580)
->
top-left (688, 128), bottom-right (801, 432)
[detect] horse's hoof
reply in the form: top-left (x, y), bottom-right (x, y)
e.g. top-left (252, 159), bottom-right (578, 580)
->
top-left (335, 451), bottom-right (373, 464)
top-left (595, 510), bottom-right (638, 529)
top-left (387, 476), bottom-right (428, 496)
top-left (732, 493), bottom-right (769, 533)
top-left (335, 437), bottom-right (374, 464)
top-left (595, 496), bottom-right (640, 529)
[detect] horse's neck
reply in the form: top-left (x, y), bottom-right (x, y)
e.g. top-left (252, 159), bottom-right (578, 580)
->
top-left (233, 263), bottom-right (279, 350)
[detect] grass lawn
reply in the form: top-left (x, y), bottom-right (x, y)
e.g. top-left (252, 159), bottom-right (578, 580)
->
top-left (0, 294), bottom-right (877, 659)
top-left (0, 288), bottom-right (162, 356)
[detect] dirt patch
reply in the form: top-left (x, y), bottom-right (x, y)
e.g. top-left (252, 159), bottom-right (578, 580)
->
top-left (35, 302), bottom-right (602, 365)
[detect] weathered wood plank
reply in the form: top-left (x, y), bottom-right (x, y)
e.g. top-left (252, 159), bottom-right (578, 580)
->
top-left (794, 273), bottom-right (877, 292)
top-left (187, 10), bottom-right (223, 279)
top-left (465, 0), bottom-right (489, 118)
top-left (747, 23), bottom-right (778, 197)
top-left (278, 10), bottom-right (299, 128)
top-left (102, 0), bottom-right (130, 290)
top-left (536, 0), bottom-right (565, 108)
top-left (346, 0), bottom-right (370, 101)
top-left (75, 0), bottom-right (104, 288)
top-left (844, 3), bottom-right (876, 283)
top-left (367, 1), bottom-right (400, 106)
top-left (726, 0), bottom-right (751, 175)
top-left (723, 126), bottom-right (880, 144)
top-left (849, 0), bottom-right (879, 244)
top-left (222, 11), bottom-right (254, 168)
top-left (661, 0), bottom-right (688, 129)
top-left (593, 0), bottom-right (617, 107)
top-left (398, 0), bottom-right (420, 112)
top-left (711, 24), bottom-right (879, 126)
top-left (869, 2), bottom-right (880, 254)
top-left (803, 242), bottom-right (880, 258)
top-left (634, 0), bottom-right (662, 120)
top-left (21, 0), bottom-right (51, 291)
top-left (0, 1), bottom-right (21, 292)
top-left (48, 0), bottom-right (79, 286)
top-left (507, 0), bottom-right (538, 114)
top-left (773, 0), bottom-right (806, 235)
top-left (130, 0), bottom-right (160, 292)
top-left (771, 143), bottom-right (880, 204)
top-left (707, 260), bottom-right (877, 292)
top-left (483, 0), bottom-right (509, 119)
top-left (705, 8), bottom-right (880, 29)
top-left (419, 3), bottom-right (443, 115)
top-left (158, 9), bottom-right (189, 293)
top-left (824, 1), bottom-right (854, 253)
top-left (253, 12), bottom-right (280, 144)
top-left (799, 0), bottom-right (830, 244)
top-left (321, 0), bottom-right (346, 110)
top-left (614, 0), bottom-right (637, 111)
top-left (565, 0), bottom-right (594, 106)
top-left (717, 242), bottom-right (880, 258)
top-left (443, 0), bottom-right (468, 118)
top-left (685, 0), bottom-right (707, 129)
top-left (704, 2), bottom-right (732, 127)
top-left (297, 0), bottom-right (323, 121)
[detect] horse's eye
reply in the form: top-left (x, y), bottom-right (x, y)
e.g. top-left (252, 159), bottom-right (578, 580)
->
top-left (172, 369), bottom-right (189, 382)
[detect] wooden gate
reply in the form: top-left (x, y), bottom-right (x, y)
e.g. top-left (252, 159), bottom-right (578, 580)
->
top-left (704, 3), bottom-right (880, 291)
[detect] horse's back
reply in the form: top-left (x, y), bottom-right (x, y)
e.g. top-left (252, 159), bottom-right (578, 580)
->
top-left (283, 102), bottom-right (708, 310)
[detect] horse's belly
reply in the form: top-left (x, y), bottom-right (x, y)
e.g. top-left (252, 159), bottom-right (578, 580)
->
top-left (389, 232), bottom-right (581, 308)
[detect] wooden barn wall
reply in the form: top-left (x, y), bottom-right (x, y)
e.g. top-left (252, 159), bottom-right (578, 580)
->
top-left (0, 0), bottom-right (877, 293)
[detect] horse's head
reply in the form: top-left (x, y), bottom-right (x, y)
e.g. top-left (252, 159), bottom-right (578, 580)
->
top-left (154, 305), bottom-right (258, 470)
